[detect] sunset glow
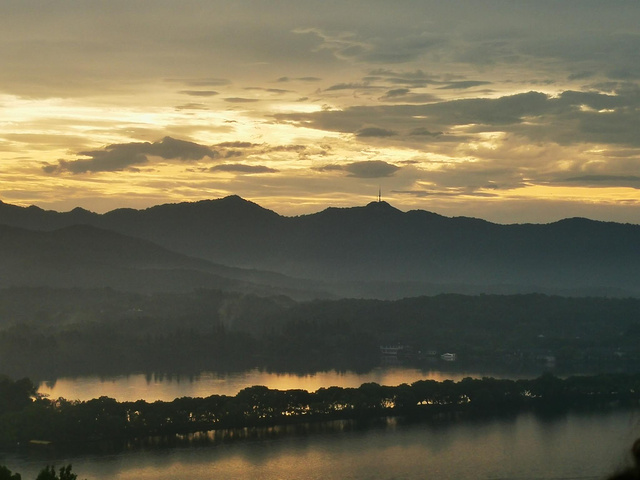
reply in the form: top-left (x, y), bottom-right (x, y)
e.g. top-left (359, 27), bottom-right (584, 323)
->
top-left (1, 1), bottom-right (639, 223)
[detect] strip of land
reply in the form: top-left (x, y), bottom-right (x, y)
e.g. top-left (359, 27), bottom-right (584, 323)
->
top-left (2, 374), bottom-right (639, 448)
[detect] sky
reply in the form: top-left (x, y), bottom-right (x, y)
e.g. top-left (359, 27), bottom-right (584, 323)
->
top-left (1, 0), bottom-right (640, 224)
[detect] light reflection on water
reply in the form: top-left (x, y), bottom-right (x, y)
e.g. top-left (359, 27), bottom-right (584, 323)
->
top-left (30, 367), bottom-right (637, 480)
top-left (2, 410), bottom-right (638, 480)
top-left (37, 367), bottom-right (533, 402)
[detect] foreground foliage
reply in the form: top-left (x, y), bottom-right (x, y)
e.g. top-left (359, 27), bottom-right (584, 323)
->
top-left (1, 373), bottom-right (640, 448)
top-left (0, 464), bottom-right (81, 480)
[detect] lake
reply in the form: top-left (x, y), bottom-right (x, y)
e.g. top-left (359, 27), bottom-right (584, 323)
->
top-left (2, 409), bottom-right (638, 480)
top-left (37, 366), bottom-right (537, 402)
top-left (18, 367), bottom-right (638, 479)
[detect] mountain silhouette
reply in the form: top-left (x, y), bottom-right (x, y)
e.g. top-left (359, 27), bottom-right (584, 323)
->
top-left (1, 196), bottom-right (639, 296)
top-left (0, 222), bottom-right (324, 297)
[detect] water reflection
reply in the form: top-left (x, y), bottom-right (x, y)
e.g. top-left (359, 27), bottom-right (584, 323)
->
top-left (127, 418), bottom-right (376, 450)
top-left (38, 367), bottom-right (535, 402)
top-left (2, 410), bottom-right (638, 480)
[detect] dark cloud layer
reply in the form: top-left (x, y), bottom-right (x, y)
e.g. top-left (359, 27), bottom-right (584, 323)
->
top-left (325, 82), bottom-right (382, 92)
top-left (409, 127), bottom-right (442, 136)
top-left (345, 160), bottom-right (400, 178)
top-left (215, 141), bottom-right (261, 148)
top-left (175, 103), bottom-right (209, 111)
top-left (262, 145), bottom-right (307, 154)
top-left (369, 69), bottom-right (438, 87)
top-left (303, 28), bottom-right (444, 65)
top-left (276, 88), bottom-right (640, 147)
top-left (44, 137), bottom-right (218, 174)
top-left (356, 127), bottom-right (397, 138)
top-left (316, 160), bottom-right (400, 178)
top-left (562, 175), bottom-right (640, 188)
top-left (437, 80), bottom-right (492, 90)
top-left (3, 1), bottom-right (640, 223)
top-left (224, 97), bottom-right (260, 103)
top-left (43, 137), bottom-right (310, 176)
top-left (379, 88), bottom-right (438, 103)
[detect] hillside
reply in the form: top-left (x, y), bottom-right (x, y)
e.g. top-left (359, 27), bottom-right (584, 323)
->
top-left (1, 288), bottom-right (639, 378)
top-left (0, 223), bottom-right (323, 297)
top-left (1, 196), bottom-right (639, 296)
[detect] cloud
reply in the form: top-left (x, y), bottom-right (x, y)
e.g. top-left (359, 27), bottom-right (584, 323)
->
top-left (555, 89), bottom-right (628, 110)
top-left (4, 1), bottom-right (640, 225)
top-left (608, 69), bottom-right (640, 81)
top-left (299, 28), bottom-right (443, 64)
top-left (315, 160), bottom-right (400, 178)
top-left (261, 144), bottom-right (307, 153)
top-left (276, 88), bottom-right (640, 147)
top-left (356, 127), bottom-right (397, 138)
top-left (437, 80), bottom-right (492, 90)
top-left (224, 97), bottom-right (260, 103)
top-left (568, 71), bottom-right (596, 81)
top-left (244, 87), bottom-right (290, 94)
top-left (379, 89), bottom-right (438, 103)
top-left (325, 82), bottom-right (380, 92)
top-left (210, 163), bottom-right (278, 174)
top-left (145, 137), bottom-right (217, 160)
top-left (409, 127), bottom-right (442, 136)
top-left (43, 154), bottom-right (147, 174)
top-left (211, 141), bottom-right (308, 156)
top-left (274, 85), bottom-right (640, 200)
top-left (175, 103), bottom-right (209, 110)
top-left (520, 31), bottom-right (640, 81)
top-left (266, 88), bottom-right (290, 94)
top-left (381, 88), bottom-right (410, 98)
top-left (215, 141), bottom-right (261, 148)
top-left (275, 92), bottom-right (551, 136)
top-left (345, 161), bottom-right (400, 178)
top-left (314, 164), bottom-right (345, 173)
top-left (426, 91), bottom-right (551, 126)
top-left (44, 137), bottom-right (218, 174)
top-left (369, 69), bottom-right (438, 87)
top-left (561, 175), bottom-right (640, 188)
top-left (394, 188), bottom-right (499, 199)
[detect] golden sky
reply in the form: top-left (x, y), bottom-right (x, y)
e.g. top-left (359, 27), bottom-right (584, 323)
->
top-left (1, 1), bottom-right (640, 223)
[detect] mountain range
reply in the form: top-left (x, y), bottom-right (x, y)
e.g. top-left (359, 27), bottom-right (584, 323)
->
top-left (1, 195), bottom-right (639, 298)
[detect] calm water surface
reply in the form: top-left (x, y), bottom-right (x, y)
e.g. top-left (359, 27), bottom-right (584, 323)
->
top-left (27, 368), bottom-right (638, 480)
top-left (2, 410), bottom-right (638, 480)
top-left (37, 366), bottom-right (534, 402)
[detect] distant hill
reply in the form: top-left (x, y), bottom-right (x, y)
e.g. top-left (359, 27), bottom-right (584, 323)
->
top-left (0, 223), bottom-right (325, 297)
top-left (1, 196), bottom-right (639, 296)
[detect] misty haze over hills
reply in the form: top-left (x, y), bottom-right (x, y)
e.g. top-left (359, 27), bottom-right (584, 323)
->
top-left (1, 195), bottom-right (639, 298)
top-left (0, 223), bottom-right (318, 297)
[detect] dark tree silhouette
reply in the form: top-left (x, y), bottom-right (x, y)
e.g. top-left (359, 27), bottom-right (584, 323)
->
top-left (608, 440), bottom-right (640, 480)
top-left (0, 465), bottom-right (21, 480)
top-left (35, 465), bottom-right (80, 480)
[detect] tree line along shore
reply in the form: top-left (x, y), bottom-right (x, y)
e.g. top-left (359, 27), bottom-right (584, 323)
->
top-left (2, 373), bottom-right (640, 448)
top-left (3, 289), bottom-right (640, 379)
